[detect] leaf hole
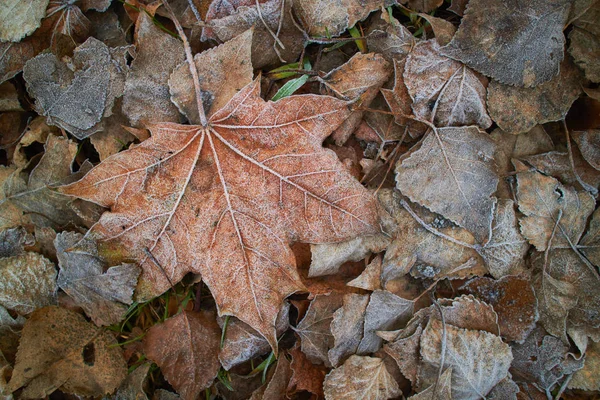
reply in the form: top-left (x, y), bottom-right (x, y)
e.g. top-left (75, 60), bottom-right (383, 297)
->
top-left (82, 342), bottom-right (95, 366)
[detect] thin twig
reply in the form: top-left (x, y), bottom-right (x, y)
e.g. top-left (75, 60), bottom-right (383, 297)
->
top-left (431, 293), bottom-right (447, 398)
top-left (161, 0), bottom-right (207, 126)
top-left (187, 0), bottom-right (202, 23)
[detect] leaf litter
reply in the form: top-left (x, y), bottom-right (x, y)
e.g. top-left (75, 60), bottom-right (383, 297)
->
top-left (0, 0), bottom-right (599, 399)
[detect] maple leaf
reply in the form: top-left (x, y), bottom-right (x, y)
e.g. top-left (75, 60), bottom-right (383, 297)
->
top-left (61, 77), bottom-right (379, 350)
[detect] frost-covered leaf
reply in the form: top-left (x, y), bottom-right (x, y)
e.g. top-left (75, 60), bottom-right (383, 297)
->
top-left (62, 79), bottom-right (378, 349)
top-left (144, 311), bottom-right (220, 400)
top-left (441, 0), bottom-right (570, 87)
top-left (572, 129), bottom-right (600, 171)
top-left (249, 354), bottom-right (291, 400)
top-left (487, 59), bottom-right (583, 134)
top-left (348, 254), bottom-right (383, 290)
top-left (170, 29), bottom-right (253, 124)
top-left (23, 38), bottom-right (130, 139)
top-left (516, 170), bottom-right (595, 251)
top-left (122, 13), bottom-right (184, 127)
top-left (109, 363), bottom-right (150, 400)
top-left (288, 343), bottom-right (327, 398)
top-left (0, 252), bottom-right (56, 315)
top-left (55, 231), bottom-right (140, 327)
top-left (329, 293), bottom-right (369, 368)
top-left (395, 126), bottom-right (498, 243)
top-left (0, 227), bottom-right (33, 258)
top-left (324, 355), bottom-right (401, 400)
top-left (365, 12), bottom-right (415, 63)
top-left (295, 293), bottom-right (343, 367)
top-left (569, 2), bottom-right (600, 82)
top-left (419, 319), bottom-right (513, 400)
top-left (408, 367), bottom-right (452, 400)
top-left (570, 340), bottom-right (600, 390)
top-left (404, 40), bottom-right (492, 129)
top-left (0, 0), bottom-right (50, 42)
top-left (579, 207), bottom-right (600, 267)
top-left (418, 13), bottom-right (456, 46)
top-left (461, 276), bottom-right (538, 343)
top-left (8, 306), bottom-right (127, 398)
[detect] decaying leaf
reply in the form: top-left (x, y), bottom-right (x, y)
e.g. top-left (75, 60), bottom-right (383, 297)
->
top-left (8, 306), bottom-right (127, 398)
top-left (62, 78), bottom-right (379, 350)
top-left (295, 293), bottom-right (343, 367)
top-left (572, 129), bottom-right (600, 171)
top-left (55, 231), bottom-right (140, 326)
top-left (404, 40), bottom-right (492, 129)
top-left (510, 326), bottom-right (584, 392)
top-left (288, 343), bottom-right (327, 398)
top-left (170, 28), bottom-right (253, 124)
top-left (461, 276), bottom-right (538, 343)
top-left (569, 340), bottom-right (600, 390)
top-left (516, 170), bottom-right (595, 251)
top-left (323, 355), bottom-right (402, 400)
top-left (122, 13), bottom-right (184, 127)
top-left (395, 126), bottom-right (498, 244)
top-left (144, 311), bottom-right (220, 400)
top-left (329, 293), bottom-right (369, 368)
top-left (408, 367), bottom-right (452, 400)
top-left (441, 0), bottom-right (570, 87)
top-left (0, 252), bottom-right (56, 315)
top-left (0, 0), bottom-right (50, 42)
top-left (23, 37), bottom-right (130, 139)
top-left (202, 0), bottom-right (303, 68)
top-left (109, 363), bottom-right (151, 400)
top-left (365, 12), bottom-right (415, 63)
top-left (579, 207), bottom-right (600, 267)
top-left (487, 59), bottom-right (583, 134)
top-left (419, 318), bottom-right (513, 400)
top-left (219, 302), bottom-right (290, 370)
top-left (568, 1), bottom-right (600, 82)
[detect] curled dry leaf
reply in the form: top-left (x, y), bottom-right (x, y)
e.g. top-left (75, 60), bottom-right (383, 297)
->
top-left (23, 38), bottom-right (130, 139)
top-left (295, 293), bottom-right (343, 367)
top-left (487, 58), bottom-right (583, 134)
top-left (321, 52), bottom-right (392, 145)
top-left (143, 311), bottom-right (220, 400)
top-left (441, 0), bottom-right (570, 87)
top-left (568, 2), bottom-right (600, 82)
top-left (572, 129), bottom-right (600, 171)
top-left (323, 355), bottom-right (402, 400)
top-left (460, 276), bottom-right (538, 343)
top-left (55, 231), bottom-right (140, 327)
top-left (0, 0), bottom-right (50, 42)
top-left (202, 0), bottom-right (303, 69)
top-left (249, 354), bottom-right (292, 400)
top-left (569, 340), bottom-right (600, 390)
top-left (329, 293), bottom-right (369, 368)
top-left (510, 326), bottom-right (584, 392)
top-left (516, 170), bottom-right (595, 251)
top-left (378, 191), bottom-right (486, 283)
top-left (404, 40), bottom-right (492, 130)
top-left (0, 252), bottom-right (56, 315)
top-left (417, 14), bottom-right (456, 46)
top-left (170, 28), bottom-right (254, 124)
top-left (419, 318), bottom-right (513, 400)
top-left (62, 78), bottom-right (379, 350)
top-left (347, 254), bottom-right (383, 290)
top-left (395, 126), bottom-right (498, 244)
top-left (8, 306), bottom-right (127, 398)
top-left (122, 13), bottom-right (184, 127)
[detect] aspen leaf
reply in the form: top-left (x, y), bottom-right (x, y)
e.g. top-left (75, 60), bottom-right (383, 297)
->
top-left (0, 0), bottom-right (50, 42)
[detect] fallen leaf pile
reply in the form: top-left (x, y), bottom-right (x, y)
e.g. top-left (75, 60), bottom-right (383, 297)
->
top-left (0, 0), bottom-right (599, 399)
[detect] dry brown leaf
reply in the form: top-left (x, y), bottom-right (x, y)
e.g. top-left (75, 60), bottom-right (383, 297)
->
top-left (170, 28), bottom-right (253, 124)
top-left (88, 9), bottom-right (129, 48)
top-left (219, 302), bottom-right (289, 370)
top-left (62, 78), bottom-right (379, 349)
top-left (109, 363), bottom-right (151, 400)
top-left (569, 340), bottom-right (600, 390)
top-left (23, 37), bottom-right (130, 139)
top-left (569, 2), bottom-right (600, 82)
top-left (436, 295), bottom-right (500, 335)
top-left (516, 170), bottom-right (595, 251)
top-left (510, 326), bottom-right (584, 393)
top-left (383, 324), bottom-right (423, 385)
top-left (293, 0), bottom-right (385, 37)
top-left (419, 318), bottom-right (513, 400)
top-left (0, 226), bottom-right (33, 258)
top-left (0, 0), bottom-right (50, 42)
top-left (122, 12), bottom-right (184, 127)
top-left (45, 0), bottom-right (92, 54)
top-left (487, 59), bottom-right (583, 134)
top-left (250, 355), bottom-right (292, 400)
top-left (487, 377), bottom-right (519, 400)
top-left (395, 126), bottom-right (498, 244)
top-left (323, 355), bottom-right (402, 400)
top-left (379, 191), bottom-right (486, 283)
top-left (0, 252), bottom-right (56, 315)
top-left (348, 254), bottom-right (383, 290)
top-left (365, 12), bottom-right (415, 63)
top-left (8, 306), bottom-right (127, 398)
top-left (288, 343), bottom-right (327, 398)
top-left (0, 82), bottom-right (22, 112)
top-left (579, 207), bottom-right (600, 267)
top-left (478, 199), bottom-right (529, 278)
top-left (55, 231), bottom-right (140, 326)
top-left (295, 293), bottom-right (343, 367)
top-left (572, 130), bottom-right (600, 171)
top-left (202, 0), bottom-right (303, 69)
top-left (418, 14), bottom-right (456, 46)
top-left (460, 276), bottom-right (538, 343)
top-left (408, 367), bottom-right (452, 400)
top-left (404, 40), bottom-right (492, 129)
top-left (321, 53), bottom-right (392, 145)
top-left (89, 103), bottom-right (137, 161)
top-left (144, 311), bottom-right (220, 400)
top-left (0, 166), bottom-right (26, 231)
top-left (329, 293), bottom-right (369, 368)
top-left (531, 249), bottom-right (600, 343)
top-left (441, 0), bottom-right (570, 87)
